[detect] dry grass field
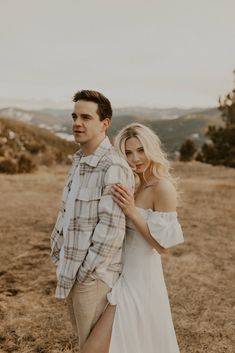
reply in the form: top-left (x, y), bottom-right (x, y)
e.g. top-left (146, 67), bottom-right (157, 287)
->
top-left (0, 161), bottom-right (234, 353)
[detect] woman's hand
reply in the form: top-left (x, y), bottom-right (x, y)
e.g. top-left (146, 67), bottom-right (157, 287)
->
top-left (111, 183), bottom-right (137, 219)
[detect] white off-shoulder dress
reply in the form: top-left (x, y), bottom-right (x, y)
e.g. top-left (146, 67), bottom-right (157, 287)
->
top-left (107, 207), bottom-right (184, 353)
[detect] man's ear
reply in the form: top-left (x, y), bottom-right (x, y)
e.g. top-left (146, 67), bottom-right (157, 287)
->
top-left (103, 118), bottom-right (111, 130)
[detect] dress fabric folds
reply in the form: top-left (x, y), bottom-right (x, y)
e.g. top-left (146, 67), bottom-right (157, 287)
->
top-left (107, 207), bottom-right (183, 353)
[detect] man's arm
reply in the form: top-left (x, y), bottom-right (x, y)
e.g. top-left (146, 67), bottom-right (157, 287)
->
top-left (77, 164), bottom-right (134, 283)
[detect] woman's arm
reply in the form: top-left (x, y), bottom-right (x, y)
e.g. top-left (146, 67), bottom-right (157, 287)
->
top-left (127, 210), bottom-right (168, 254)
top-left (111, 182), bottom-right (176, 254)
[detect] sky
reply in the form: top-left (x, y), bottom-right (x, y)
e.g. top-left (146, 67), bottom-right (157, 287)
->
top-left (0, 0), bottom-right (235, 109)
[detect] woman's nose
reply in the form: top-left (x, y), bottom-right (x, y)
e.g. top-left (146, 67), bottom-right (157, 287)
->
top-left (132, 153), bottom-right (140, 162)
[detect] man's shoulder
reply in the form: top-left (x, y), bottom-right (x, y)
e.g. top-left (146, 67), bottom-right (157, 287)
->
top-left (101, 146), bottom-right (131, 170)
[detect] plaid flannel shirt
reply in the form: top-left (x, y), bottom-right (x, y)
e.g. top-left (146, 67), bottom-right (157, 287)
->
top-left (50, 137), bottom-right (134, 299)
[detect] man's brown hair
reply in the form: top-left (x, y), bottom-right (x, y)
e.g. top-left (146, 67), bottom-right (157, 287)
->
top-left (73, 90), bottom-right (112, 121)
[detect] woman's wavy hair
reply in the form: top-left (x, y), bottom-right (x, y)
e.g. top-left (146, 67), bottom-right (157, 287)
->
top-left (114, 123), bottom-right (177, 190)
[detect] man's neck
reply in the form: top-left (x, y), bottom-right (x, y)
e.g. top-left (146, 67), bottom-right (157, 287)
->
top-left (80, 134), bottom-right (106, 156)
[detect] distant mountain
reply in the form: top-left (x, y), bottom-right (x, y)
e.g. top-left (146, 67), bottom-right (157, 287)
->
top-left (0, 106), bottom-right (205, 126)
top-left (109, 107), bottom-right (223, 153)
top-left (0, 106), bottom-right (223, 155)
top-left (0, 106), bottom-right (71, 127)
top-left (113, 106), bottom-right (203, 121)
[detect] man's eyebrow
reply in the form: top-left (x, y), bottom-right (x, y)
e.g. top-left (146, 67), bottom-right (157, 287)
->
top-left (81, 113), bottom-right (92, 117)
top-left (71, 113), bottom-right (92, 118)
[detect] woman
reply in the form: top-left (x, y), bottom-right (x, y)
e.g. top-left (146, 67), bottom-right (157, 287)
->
top-left (82, 123), bottom-right (184, 353)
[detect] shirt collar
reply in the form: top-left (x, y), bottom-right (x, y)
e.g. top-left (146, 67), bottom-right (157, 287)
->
top-left (75, 136), bottom-right (112, 167)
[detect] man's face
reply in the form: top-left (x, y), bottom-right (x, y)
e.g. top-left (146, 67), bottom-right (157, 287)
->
top-left (72, 100), bottom-right (109, 148)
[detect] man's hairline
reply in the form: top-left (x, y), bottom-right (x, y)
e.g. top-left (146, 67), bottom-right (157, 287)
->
top-left (73, 99), bottom-right (111, 122)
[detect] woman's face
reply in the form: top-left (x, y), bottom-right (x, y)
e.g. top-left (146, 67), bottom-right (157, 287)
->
top-left (125, 137), bottom-right (150, 174)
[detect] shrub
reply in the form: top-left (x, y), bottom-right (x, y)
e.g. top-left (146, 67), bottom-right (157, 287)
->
top-left (198, 126), bottom-right (235, 168)
top-left (24, 142), bottom-right (45, 154)
top-left (0, 158), bottom-right (18, 174)
top-left (18, 154), bottom-right (37, 173)
top-left (39, 149), bottom-right (55, 167)
top-left (55, 150), bottom-right (64, 163)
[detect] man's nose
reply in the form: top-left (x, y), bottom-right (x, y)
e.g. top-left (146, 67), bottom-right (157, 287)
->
top-left (73, 117), bottom-right (83, 126)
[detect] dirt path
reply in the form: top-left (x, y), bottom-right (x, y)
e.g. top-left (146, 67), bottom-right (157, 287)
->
top-left (0, 162), bottom-right (234, 353)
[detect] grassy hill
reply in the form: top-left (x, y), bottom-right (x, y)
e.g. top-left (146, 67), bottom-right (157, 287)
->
top-left (0, 118), bottom-right (77, 173)
top-left (0, 162), bottom-right (234, 353)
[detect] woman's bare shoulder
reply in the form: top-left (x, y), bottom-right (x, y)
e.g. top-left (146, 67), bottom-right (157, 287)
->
top-left (151, 179), bottom-right (177, 211)
top-left (154, 178), bottom-right (176, 192)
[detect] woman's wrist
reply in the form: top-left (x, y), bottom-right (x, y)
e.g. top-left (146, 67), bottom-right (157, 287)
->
top-left (127, 207), bottom-right (139, 222)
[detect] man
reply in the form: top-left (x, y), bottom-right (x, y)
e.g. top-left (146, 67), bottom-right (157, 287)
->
top-left (50, 90), bottom-right (134, 349)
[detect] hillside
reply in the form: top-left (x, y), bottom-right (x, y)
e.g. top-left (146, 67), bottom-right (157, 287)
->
top-left (0, 106), bottom-right (203, 127)
top-left (0, 106), bottom-right (223, 156)
top-left (109, 108), bottom-right (223, 153)
top-left (147, 107), bottom-right (223, 152)
top-left (0, 118), bottom-right (77, 173)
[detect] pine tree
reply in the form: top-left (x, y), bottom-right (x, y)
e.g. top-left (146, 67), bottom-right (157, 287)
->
top-left (180, 139), bottom-right (197, 161)
top-left (196, 71), bottom-right (235, 168)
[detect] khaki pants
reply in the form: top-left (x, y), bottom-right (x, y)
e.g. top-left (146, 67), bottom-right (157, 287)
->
top-left (67, 279), bottom-right (110, 349)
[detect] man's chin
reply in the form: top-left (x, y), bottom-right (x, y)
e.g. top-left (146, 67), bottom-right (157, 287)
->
top-left (74, 136), bottom-right (86, 144)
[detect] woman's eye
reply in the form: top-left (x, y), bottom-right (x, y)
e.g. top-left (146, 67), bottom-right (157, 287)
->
top-left (125, 151), bottom-right (131, 156)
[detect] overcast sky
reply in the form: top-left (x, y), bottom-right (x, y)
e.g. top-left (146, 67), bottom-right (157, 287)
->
top-left (0, 0), bottom-right (235, 109)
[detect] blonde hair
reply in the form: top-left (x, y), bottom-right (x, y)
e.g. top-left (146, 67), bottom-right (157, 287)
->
top-left (114, 123), bottom-right (176, 190)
